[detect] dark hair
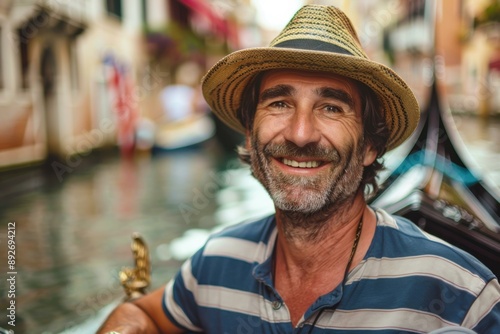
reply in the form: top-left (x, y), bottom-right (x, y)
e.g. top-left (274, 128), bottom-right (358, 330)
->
top-left (357, 83), bottom-right (390, 196)
top-left (236, 72), bottom-right (265, 135)
top-left (236, 72), bottom-right (390, 196)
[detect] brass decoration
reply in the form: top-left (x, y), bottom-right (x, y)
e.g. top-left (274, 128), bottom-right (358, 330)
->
top-left (119, 233), bottom-right (151, 300)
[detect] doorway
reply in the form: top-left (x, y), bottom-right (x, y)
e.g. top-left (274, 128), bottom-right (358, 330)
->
top-left (40, 45), bottom-right (59, 157)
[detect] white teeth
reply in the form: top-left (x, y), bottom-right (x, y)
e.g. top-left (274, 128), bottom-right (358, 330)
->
top-left (283, 159), bottom-right (320, 168)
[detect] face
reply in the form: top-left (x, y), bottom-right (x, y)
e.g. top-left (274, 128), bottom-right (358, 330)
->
top-left (247, 69), bottom-right (376, 213)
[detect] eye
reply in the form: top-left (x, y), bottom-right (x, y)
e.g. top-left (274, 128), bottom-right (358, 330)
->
top-left (269, 101), bottom-right (288, 109)
top-left (324, 104), bottom-right (343, 113)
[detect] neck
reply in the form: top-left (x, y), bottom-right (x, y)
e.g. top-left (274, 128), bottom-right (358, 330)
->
top-left (274, 190), bottom-right (373, 278)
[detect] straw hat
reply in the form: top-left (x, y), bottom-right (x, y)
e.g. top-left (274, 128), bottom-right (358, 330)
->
top-left (202, 5), bottom-right (420, 151)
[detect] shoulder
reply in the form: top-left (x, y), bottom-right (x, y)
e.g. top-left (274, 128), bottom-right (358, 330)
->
top-left (370, 208), bottom-right (496, 284)
top-left (189, 214), bottom-right (276, 267)
top-left (210, 214), bottom-right (276, 242)
top-left (176, 214), bottom-right (276, 296)
top-left (346, 209), bottom-right (499, 329)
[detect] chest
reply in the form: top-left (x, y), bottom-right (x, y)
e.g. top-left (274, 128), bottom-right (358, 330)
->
top-left (275, 274), bottom-right (344, 327)
top-left (280, 289), bottom-right (321, 327)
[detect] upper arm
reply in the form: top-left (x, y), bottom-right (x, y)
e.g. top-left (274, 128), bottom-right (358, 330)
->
top-left (133, 287), bottom-right (185, 334)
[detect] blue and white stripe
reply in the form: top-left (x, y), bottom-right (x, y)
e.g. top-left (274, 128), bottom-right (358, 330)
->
top-left (163, 209), bottom-right (500, 333)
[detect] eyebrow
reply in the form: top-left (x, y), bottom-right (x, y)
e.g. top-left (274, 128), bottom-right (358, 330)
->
top-left (259, 84), bottom-right (295, 103)
top-left (315, 87), bottom-right (355, 109)
top-left (259, 84), bottom-right (356, 109)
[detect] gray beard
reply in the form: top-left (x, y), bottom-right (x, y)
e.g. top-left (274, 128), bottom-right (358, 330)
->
top-left (249, 134), bottom-right (366, 242)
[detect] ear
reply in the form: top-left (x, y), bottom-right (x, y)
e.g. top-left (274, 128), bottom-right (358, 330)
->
top-left (363, 144), bottom-right (377, 167)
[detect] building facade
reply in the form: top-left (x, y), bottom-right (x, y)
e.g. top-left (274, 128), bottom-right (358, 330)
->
top-left (379, 0), bottom-right (500, 116)
top-left (0, 0), bottom-right (150, 170)
top-left (0, 0), bottom-right (249, 171)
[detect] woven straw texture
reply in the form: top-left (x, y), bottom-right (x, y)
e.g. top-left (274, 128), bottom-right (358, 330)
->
top-left (202, 5), bottom-right (420, 151)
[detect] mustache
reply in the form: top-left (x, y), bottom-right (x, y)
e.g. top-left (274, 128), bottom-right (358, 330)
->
top-left (262, 141), bottom-right (340, 161)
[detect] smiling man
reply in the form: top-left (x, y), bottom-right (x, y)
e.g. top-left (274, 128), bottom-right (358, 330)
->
top-left (98, 5), bottom-right (500, 334)
top-left (248, 70), bottom-right (373, 214)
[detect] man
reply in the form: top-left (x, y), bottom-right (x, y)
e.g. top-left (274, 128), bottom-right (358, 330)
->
top-left (98, 5), bottom-right (500, 333)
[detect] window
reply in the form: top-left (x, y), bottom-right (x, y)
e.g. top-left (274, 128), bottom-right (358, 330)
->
top-left (169, 0), bottom-right (190, 27)
top-left (141, 0), bottom-right (148, 25)
top-left (18, 29), bottom-right (29, 90)
top-left (105, 0), bottom-right (123, 20)
top-left (68, 40), bottom-right (79, 90)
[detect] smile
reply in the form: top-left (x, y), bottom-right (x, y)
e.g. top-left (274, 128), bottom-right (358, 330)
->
top-left (282, 158), bottom-right (321, 168)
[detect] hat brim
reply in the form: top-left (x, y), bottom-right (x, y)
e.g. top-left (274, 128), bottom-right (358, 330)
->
top-left (202, 47), bottom-right (420, 151)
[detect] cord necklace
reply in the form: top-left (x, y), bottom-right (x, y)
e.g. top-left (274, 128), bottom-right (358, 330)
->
top-left (305, 210), bottom-right (365, 333)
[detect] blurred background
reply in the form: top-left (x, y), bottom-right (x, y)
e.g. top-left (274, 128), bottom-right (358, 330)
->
top-left (0, 0), bottom-right (499, 332)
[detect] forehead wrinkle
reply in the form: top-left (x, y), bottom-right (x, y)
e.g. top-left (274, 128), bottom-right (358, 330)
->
top-left (315, 86), bottom-right (355, 109)
top-left (259, 84), bottom-right (295, 103)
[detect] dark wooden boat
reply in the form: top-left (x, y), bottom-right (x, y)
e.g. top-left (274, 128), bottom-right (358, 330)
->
top-left (369, 80), bottom-right (500, 277)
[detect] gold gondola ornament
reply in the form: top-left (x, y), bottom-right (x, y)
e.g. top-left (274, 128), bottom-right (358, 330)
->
top-left (118, 233), bottom-right (151, 301)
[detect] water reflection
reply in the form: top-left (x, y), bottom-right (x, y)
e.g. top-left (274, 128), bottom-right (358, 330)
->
top-left (0, 144), bottom-right (234, 333)
top-left (168, 166), bottom-right (274, 262)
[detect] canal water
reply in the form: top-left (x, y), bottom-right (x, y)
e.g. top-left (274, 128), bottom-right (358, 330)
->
top-left (0, 114), bottom-right (498, 333)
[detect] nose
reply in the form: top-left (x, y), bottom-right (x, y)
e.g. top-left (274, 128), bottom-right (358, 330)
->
top-left (283, 107), bottom-right (321, 147)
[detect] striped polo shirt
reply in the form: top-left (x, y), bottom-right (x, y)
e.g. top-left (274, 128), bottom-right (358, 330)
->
top-left (162, 209), bottom-right (500, 333)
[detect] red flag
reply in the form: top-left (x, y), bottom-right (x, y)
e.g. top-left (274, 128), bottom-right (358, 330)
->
top-left (106, 57), bottom-right (138, 156)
